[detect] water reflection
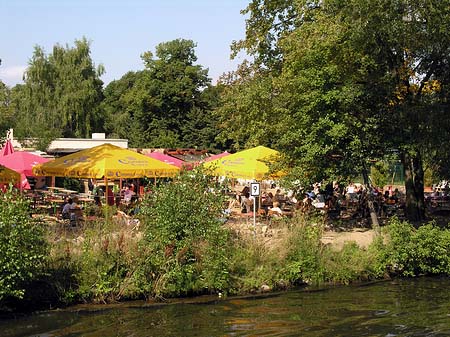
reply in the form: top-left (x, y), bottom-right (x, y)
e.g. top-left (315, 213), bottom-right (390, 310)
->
top-left (1, 277), bottom-right (450, 336)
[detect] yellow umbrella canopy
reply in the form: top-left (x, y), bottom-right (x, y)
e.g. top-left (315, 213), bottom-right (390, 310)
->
top-left (0, 164), bottom-right (20, 183)
top-left (32, 143), bottom-right (180, 179)
top-left (204, 145), bottom-right (283, 180)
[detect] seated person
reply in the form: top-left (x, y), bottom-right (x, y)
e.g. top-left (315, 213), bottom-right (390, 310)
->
top-left (391, 188), bottom-right (401, 203)
top-left (268, 201), bottom-right (284, 217)
top-left (122, 185), bottom-right (135, 203)
top-left (261, 191), bottom-right (272, 203)
top-left (61, 197), bottom-right (73, 220)
top-left (69, 197), bottom-right (82, 223)
top-left (240, 192), bottom-right (253, 213)
top-left (274, 189), bottom-right (284, 203)
top-left (297, 194), bottom-right (313, 213)
top-left (92, 184), bottom-right (103, 206)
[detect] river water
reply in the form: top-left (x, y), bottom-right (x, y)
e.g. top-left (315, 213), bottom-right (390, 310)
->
top-left (2, 277), bottom-right (450, 337)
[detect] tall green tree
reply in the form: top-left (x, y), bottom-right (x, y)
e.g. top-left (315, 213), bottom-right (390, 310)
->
top-left (215, 62), bottom-right (282, 151)
top-left (103, 39), bottom-right (218, 149)
top-left (13, 37), bottom-right (105, 149)
top-left (101, 71), bottom-right (145, 145)
top-left (222, 0), bottom-right (450, 222)
top-left (0, 81), bottom-right (16, 137)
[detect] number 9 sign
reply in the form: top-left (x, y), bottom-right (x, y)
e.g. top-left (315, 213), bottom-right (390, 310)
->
top-left (250, 182), bottom-right (260, 196)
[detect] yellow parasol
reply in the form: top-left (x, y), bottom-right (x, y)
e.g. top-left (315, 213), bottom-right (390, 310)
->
top-left (204, 145), bottom-right (283, 180)
top-left (32, 143), bottom-right (180, 179)
top-left (0, 164), bottom-right (20, 183)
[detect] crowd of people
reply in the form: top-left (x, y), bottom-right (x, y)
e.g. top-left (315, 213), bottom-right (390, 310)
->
top-left (232, 181), bottom-right (405, 221)
top-left (57, 180), bottom-right (142, 226)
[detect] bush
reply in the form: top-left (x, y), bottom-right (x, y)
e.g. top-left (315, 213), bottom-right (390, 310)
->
top-left (135, 168), bottom-right (232, 298)
top-left (0, 186), bottom-right (48, 301)
top-left (227, 237), bottom-right (283, 293)
top-left (323, 241), bottom-right (383, 284)
top-left (66, 218), bottom-right (140, 304)
top-left (279, 219), bottom-right (326, 285)
top-left (382, 217), bottom-right (450, 276)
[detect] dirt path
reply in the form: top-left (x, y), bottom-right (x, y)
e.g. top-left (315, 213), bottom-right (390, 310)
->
top-left (321, 228), bottom-right (376, 250)
top-left (226, 216), bottom-right (377, 250)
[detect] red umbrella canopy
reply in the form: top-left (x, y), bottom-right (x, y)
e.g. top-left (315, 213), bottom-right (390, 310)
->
top-left (0, 139), bottom-right (14, 156)
top-left (146, 152), bottom-right (192, 169)
top-left (203, 151), bottom-right (230, 162)
top-left (0, 151), bottom-right (50, 176)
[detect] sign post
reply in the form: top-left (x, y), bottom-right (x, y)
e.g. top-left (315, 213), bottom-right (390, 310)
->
top-left (250, 182), bottom-right (260, 232)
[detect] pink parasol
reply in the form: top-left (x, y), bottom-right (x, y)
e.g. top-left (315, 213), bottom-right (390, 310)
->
top-left (146, 152), bottom-right (190, 169)
top-left (0, 151), bottom-right (50, 177)
top-left (19, 173), bottom-right (30, 190)
top-left (203, 151), bottom-right (231, 162)
top-left (0, 139), bottom-right (14, 156)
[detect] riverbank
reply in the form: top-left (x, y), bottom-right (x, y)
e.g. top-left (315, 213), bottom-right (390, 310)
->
top-left (4, 211), bottom-right (450, 314)
top-left (3, 176), bottom-right (450, 315)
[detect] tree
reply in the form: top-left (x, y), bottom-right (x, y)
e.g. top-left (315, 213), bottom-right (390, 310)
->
top-left (181, 85), bottom-right (224, 150)
top-left (215, 62), bottom-right (283, 151)
top-left (0, 81), bottom-right (16, 137)
top-left (222, 0), bottom-right (450, 222)
top-left (12, 37), bottom-right (105, 149)
top-left (101, 71), bottom-right (146, 145)
top-left (103, 39), bottom-right (217, 149)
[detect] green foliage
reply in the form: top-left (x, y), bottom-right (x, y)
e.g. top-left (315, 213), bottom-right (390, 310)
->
top-left (370, 161), bottom-right (389, 189)
top-left (0, 82), bottom-right (16, 135)
top-left (62, 177), bottom-right (82, 193)
top-left (323, 240), bottom-right (384, 284)
top-left (225, 0), bottom-right (450, 220)
top-left (135, 168), bottom-right (231, 298)
top-left (12, 37), bottom-right (105, 146)
top-left (215, 64), bottom-right (282, 151)
top-left (103, 39), bottom-right (219, 149)
top-left (65, 219), bottom-right (140, 303)
top-left (280, 221), bottom-right (326, 285)
top-left (0, 187), bottom-right (47, 301)
top-left (381, 218), bottom-right (450, 277)
top-left (227, 237), bottom-right (283, 293)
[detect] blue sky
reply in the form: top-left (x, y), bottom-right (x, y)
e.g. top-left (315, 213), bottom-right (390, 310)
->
top-left (1, 0), bottom-right (249, 87)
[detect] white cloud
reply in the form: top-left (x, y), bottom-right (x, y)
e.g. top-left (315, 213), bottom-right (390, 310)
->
top-left (0, 65), bottom-right (27, 87)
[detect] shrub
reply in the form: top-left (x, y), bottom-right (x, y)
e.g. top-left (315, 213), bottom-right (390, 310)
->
top-left (70, 219), bottom-right (140, 303)
top-left (382, 217), bottom-right (450, 276)
top-left (227, 237), bottom-right (283, 293)
top-left (135, 168), bottom-right (231, 298)
top-left (0, 186), bottom-right (48, 301)
top-left (323, 241), bottom-right (381, 284)
top-left (279, 219), bottom-right (326, 285)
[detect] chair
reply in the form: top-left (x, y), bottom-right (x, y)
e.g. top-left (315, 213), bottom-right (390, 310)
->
top-left (69, 208), bottom-right (84, 227)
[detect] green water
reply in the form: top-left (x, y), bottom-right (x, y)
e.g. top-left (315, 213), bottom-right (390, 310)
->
top-left (2, 277), bottom-right (450, 336)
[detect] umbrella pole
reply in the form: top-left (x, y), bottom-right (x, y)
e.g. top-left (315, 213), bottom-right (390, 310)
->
top-left (104, 176), bottom-right (109, 223)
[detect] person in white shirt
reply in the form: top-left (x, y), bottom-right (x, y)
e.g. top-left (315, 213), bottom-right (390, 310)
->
top-left (269, 201), bottom-right (284, 217)
top-left (122, 185), bottom-right (135, 203)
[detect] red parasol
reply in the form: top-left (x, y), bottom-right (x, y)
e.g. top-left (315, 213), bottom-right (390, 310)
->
top-left (0, 151), bottom-right (50, 177)
top-left (0, 139), bottom-right (14, 156)
top-left (203, 151), bottom-right (231, 162)
top-left (146, 152), bottom-right (193, 170)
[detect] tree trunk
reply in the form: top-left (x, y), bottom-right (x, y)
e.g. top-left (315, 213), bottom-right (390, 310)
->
top-left (402, 151), bottom-right (425, 222)
top-left (362, 164), bottom-right (380, 234)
